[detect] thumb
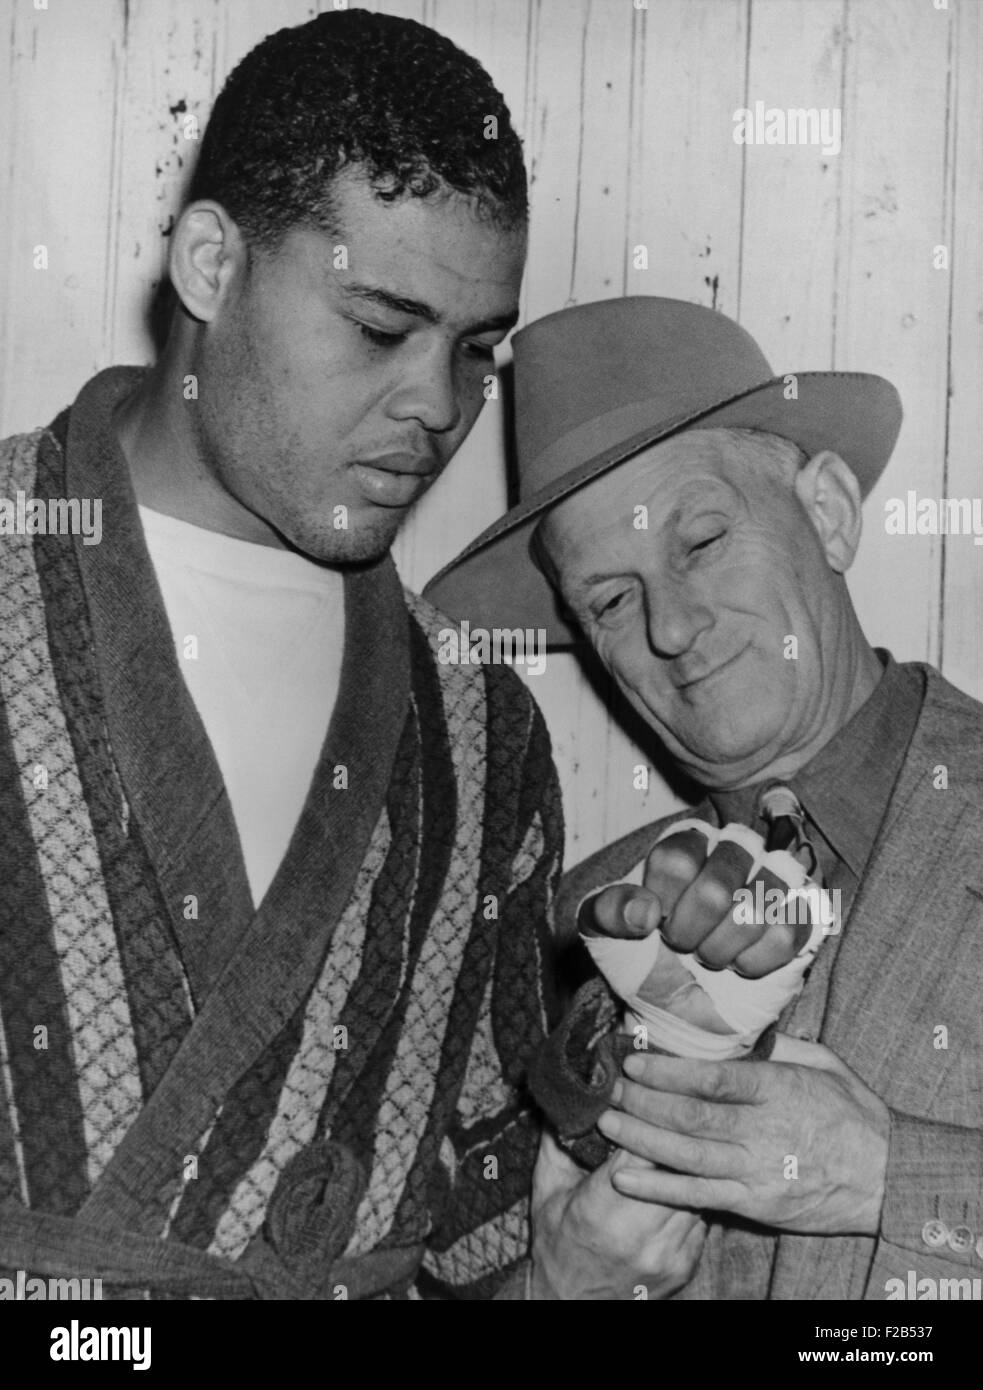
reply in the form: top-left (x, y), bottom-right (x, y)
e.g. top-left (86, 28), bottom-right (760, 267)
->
top-left (770, 1031), bottom-right (852, 1078)
top-left (579, 883), bottom-right (663, 939)
top-left (532, 1130), bottom-right (588, 1210)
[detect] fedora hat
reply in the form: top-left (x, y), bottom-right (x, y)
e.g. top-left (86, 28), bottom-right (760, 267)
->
top-left (424, 295), bottom-right (902, 648)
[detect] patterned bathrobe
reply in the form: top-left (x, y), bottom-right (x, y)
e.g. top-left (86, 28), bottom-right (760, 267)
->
top-left (0, 367), bottom-right (563, 1300)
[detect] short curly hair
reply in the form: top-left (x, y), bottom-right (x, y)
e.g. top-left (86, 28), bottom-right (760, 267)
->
top-left (187, 8), bottom-right (528, 249)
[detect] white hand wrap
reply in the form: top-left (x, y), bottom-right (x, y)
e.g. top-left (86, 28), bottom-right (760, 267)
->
top-left (581, 819), bottom-right (832, 1058)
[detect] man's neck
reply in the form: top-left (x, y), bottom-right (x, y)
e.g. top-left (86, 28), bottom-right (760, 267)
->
top-left (113, 355), bottom-right (287, 549)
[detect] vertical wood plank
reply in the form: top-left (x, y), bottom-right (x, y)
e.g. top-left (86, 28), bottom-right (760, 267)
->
top-left (626, 0), bottom-right (748, 312)
top-left (834, 0), bottom-right (952, 666)
top-left (0, 0), bottom-right (18, 422)
top-left (738, 0), bottom-right (846, 365)
top-left (109, 0), bottom-right (222, 367)
top-left (0, 0), bottom-right (126, 434)
top-left (939, 0), bottom-right (983, 700)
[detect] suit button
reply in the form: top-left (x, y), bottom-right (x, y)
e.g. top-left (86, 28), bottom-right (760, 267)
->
top-left (948, 1225), bottom-right (974, 1254)
top-left (921, 1219), bottom-right (949, 1248)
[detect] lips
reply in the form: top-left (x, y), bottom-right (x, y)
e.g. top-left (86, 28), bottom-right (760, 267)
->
top-left (359, 452), bottom-right (437, 478)
top-left (352, 454), bottom-right (437, 508)
top-left (676, 646), bottom-right (748, 690)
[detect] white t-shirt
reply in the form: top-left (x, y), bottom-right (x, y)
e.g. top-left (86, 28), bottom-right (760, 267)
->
top-left (139, 505), bottom-right (345, 908)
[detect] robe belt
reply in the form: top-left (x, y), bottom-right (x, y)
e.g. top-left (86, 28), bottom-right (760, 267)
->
top-left (0, 1140), bottom-right (424, 1300)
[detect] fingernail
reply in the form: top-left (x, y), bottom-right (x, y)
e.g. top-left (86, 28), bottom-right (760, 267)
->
top-left (597, 1110), bottom-right (621, 1137)
top-left (610, 1079), bottom-right (624, 1105)
top-left (623, 1054), bottom-right (645, 1079)
top-left (624, 898), bottom-right (655, 932)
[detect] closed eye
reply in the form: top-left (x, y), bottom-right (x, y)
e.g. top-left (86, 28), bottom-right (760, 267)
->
top-left (689, 531), bottom-right (725, 555)
top-left (462, 340), bottom-right (497, 359)
top-left (594, 589), bottom-right (632, 620)
top-left (358, 323), bottom-right (407, 348)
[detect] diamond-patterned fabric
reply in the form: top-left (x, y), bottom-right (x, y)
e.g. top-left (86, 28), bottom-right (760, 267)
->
top-left (0, 431), bottom-right (143, 1188)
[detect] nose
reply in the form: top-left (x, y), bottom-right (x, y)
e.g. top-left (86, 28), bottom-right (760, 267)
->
top-left (387, 341), bottom-right (463, 436)
top-left (643, 577), bottom-right (714, 658)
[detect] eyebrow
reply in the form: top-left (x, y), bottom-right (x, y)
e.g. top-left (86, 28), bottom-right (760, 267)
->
top-left (569, 570), bottom-right (625, 596)
top-left (340, 281), bottom-right (519, 335)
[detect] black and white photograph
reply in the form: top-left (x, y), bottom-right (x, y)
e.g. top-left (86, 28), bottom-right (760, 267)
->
top-left (0, 0), bottom-right (980, 1353)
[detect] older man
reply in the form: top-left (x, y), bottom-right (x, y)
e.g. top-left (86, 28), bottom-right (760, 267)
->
top-left (426, 296), bottom-right (983, 1300)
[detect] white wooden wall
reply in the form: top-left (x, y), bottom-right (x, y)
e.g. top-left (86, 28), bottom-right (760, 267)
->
top-left (2, 0), bottom-right (980, 865)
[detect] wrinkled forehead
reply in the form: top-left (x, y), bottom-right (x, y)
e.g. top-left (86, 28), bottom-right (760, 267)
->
top-left (538, 431), bottom-right (752, 568)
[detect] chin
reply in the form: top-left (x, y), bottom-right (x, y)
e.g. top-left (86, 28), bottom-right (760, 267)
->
top-left (284, 517), bottom-right (399, 566)
top-left (669, 718), bottom-right (787, 783)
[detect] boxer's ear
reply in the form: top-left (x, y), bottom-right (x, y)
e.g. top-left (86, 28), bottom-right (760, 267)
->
top-left (793, 450), bottom-right (863, 574)
top-left (168, 200), bottom-right (247, 323)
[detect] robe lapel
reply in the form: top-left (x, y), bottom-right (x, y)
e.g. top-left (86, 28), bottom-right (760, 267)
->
top-left (64, 368), bottom-right (253, 1001)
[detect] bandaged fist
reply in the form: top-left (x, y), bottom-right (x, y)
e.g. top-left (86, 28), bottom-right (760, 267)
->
top-left (581, 820), bottom-right (822, 980)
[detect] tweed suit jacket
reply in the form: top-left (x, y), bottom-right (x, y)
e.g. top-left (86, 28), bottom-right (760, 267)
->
top-left (555, 664), bottom-right (983, 1300)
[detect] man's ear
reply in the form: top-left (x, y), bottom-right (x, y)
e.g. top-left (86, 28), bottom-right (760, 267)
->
top-left (793, 450), bottom-right (864, 574)
top-left (168, 201), bottom-right (246, 323)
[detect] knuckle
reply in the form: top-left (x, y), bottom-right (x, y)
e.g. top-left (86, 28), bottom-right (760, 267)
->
top-left (650, 843), bottom-right (703, 883)
top-left (660, 916), bottom-right (687, 949)
top-left (696, 941), bottom-right (728, 968)
top-left (696, 877), bottom-right (738, 919)
top-left (767, 920), bottom-right (799, 957)
top-left (732, 948), bottom-right (771, 978)
top-left (689, 1138), bottom-right (714, 1171)
top-left (704, 1064), bottom-right (739, 1103)
top-left (689, 1097), bottom-right (718, 1131)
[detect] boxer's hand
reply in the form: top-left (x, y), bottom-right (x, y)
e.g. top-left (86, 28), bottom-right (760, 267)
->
top-left (530, 1131), bottom-right (706, 1300)
top-left (582, 823), bottom-right (814, 979)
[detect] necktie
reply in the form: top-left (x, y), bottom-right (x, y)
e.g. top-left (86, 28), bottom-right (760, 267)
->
top-left (757, 782), bottom-right (822, 884)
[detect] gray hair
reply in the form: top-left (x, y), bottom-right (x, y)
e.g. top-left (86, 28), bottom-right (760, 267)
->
top-left (709, 426), bottom-right (808, 480)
